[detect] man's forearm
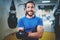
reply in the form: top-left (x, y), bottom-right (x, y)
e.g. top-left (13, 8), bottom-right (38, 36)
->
top-left (28, 32), bottom-right (42, 38)
top-left (28, 27), bottom-right (44, 38)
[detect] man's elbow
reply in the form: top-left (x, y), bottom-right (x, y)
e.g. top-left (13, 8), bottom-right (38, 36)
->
top-left (38, 29), bottom-right (44, 38)
top-left (38, 34), bottom-right (43, 38)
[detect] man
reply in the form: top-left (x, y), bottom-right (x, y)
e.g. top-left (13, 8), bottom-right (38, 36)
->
top-left (17, 1), bottom-right (44, 40)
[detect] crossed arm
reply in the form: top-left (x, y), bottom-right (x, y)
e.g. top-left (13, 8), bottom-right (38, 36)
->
top-left (17, 25), bottom-right (44, 38)
top-left (28, 26), bottom-right (44, 38)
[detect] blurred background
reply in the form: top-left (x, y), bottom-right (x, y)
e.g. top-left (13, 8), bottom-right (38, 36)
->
top-left (0, 0), bottom-right (59, 40)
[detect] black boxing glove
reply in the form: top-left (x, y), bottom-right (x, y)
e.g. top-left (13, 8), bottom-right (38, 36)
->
top-left (16, 30), bottom-right (28, 39)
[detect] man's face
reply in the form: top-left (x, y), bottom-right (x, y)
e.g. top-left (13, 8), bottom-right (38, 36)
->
top-left (25, 3), bottom-right (35, 16)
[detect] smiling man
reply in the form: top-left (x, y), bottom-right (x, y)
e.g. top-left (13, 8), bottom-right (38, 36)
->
top-left (17, 1), bottom-right (44, 40)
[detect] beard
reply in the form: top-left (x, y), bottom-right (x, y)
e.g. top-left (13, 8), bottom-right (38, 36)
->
top-left (25, 11), bottom-right (35, 17)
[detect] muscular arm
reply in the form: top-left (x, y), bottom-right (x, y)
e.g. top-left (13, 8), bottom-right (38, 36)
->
top-left (28, 26), bottom-right (44, 38)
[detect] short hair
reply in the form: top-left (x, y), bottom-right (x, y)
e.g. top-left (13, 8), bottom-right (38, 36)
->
top-left (25, 1), bottom-right (35, 8)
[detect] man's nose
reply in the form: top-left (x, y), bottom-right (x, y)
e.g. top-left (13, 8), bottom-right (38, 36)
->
top-left (29, 8), bottom-right (32, 10)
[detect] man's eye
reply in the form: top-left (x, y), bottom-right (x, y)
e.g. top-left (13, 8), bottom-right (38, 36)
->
top-left (28, 7), bottom-right (30, 8)
top-left (31, 7), bottom-right (34, 8)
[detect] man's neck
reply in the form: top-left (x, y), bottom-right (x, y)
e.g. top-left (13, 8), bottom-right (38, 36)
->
top-left (26, 15), bottom-right (34, 18)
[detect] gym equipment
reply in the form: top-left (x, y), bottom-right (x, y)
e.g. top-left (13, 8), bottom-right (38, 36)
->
top-left (54, 0), bottom-right (60, 40)
top-left (8, 0), bottom-right (17, 29)
top-left (54, 0), bottom-right (60, 33)
top-left (8, 13), bottom-right (17, 28)
top-left (16, 30), bottom-right (28, 39)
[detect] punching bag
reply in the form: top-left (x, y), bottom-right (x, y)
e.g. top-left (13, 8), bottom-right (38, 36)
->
top-left (54, 12), bottom-right (60, 32)
top-left (8, 0), bottom-right (17, 29)
top-left (54, 0), bottom-right (60, 40)
top-left (54, 12), bottom-right (60, 40)
top-left (54, 0), bottom-right (60, 33)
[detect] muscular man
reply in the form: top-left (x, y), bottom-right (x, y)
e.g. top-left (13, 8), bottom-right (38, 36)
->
top-left (17, 1), bottom-right (44, 40)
